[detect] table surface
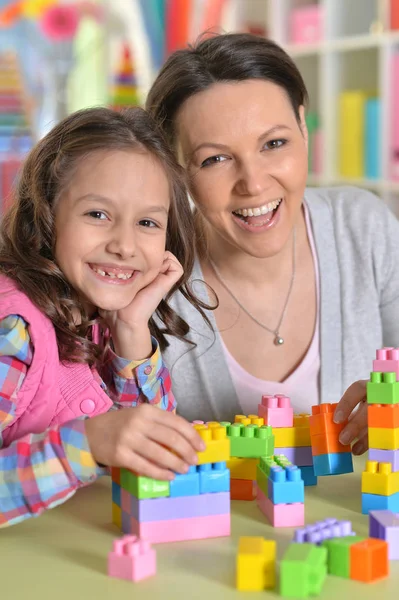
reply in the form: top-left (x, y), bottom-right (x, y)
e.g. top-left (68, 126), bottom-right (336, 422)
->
top-left (3, 456), bottom-right (398, 600)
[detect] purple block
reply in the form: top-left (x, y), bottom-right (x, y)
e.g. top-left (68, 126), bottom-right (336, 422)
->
top-left (369, 449), bottom-right (399, 471)
top-left (275, 446), bottom-right (313, 466)
top-left (130, 492), bottom-right (230, 522)
top-left (293, 518), bottom-right (355, 544)
top-left (369, 510), bottom-right (399, 559)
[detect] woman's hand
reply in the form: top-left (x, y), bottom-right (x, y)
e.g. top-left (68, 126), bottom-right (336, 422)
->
top-left (333, 380), bottom-right (368, 455)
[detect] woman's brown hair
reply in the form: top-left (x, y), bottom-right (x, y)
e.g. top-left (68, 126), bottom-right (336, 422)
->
top-left (0, 106), bottom-right (210, 363)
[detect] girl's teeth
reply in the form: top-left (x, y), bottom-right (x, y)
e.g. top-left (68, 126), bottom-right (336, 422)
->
top-left (98, 269), bottom-right (106, 276)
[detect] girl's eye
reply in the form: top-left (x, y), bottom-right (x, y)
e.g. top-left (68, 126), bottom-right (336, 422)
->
top-left (139, 219), bottom-right (158, 228)
top-left (200, 155), bottom-right (228, 168)
top-left (263, 139), bottom-right (287, 150)
top-left (86, 210), bottom-right (108, 220)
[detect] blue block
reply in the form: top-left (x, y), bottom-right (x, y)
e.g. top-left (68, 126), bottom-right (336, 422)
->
top-left (362, 491), bottom-right (399, 515)
top-left (169, 465), bottom-right (200, 497)
top-left (267, 465), bottom-right (305, 504)
top-left (312, 452), bottom-right (353, 476)
top-left (198, 461), bottom-right (230, 494)
top-left (112, 481), bottom-right (121, 506)
top-left (299, 465), bottom-right (318, 486)
top-left (365, 97), bottom-right (380, 179)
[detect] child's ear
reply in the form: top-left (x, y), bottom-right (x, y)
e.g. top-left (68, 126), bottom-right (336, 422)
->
top-left (299, 105), bottom-right (308, 151)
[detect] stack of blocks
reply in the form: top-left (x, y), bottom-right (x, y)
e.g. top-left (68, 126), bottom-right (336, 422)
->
top-left (256, 455), bottom-right (305, 527)
top-left (236, 537), bottom-right (276, 591)
top-left (222, 415), bottom-right (274, 501)
top-left (309, 403), bottom-right (353, 476)
top-left (362, 348), bottom-right (399, 514)
top-left (260, 395), bottom-right (317, 486)
top-left (111, 423), bottom-right (231, 543)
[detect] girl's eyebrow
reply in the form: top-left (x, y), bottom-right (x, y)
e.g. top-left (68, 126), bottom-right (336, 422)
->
top-left (75, 194), bottom-right (168, 214)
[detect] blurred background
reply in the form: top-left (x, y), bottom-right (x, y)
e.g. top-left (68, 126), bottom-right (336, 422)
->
top-left (1, 0), bottom-right (399, 215)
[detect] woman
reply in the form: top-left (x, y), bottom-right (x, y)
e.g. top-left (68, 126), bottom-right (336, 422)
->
top-left (146, 33), bottom-right (399, 455)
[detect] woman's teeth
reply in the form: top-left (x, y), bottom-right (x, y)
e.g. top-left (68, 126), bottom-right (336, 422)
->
top-left (234, 198), bottom-right (282, 218)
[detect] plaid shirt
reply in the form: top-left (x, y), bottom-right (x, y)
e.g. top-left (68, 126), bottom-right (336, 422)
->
top-left (0, 315), bottom-right (175, 527)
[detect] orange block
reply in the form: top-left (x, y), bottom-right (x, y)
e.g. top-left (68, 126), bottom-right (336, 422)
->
top-left (368, 404), bottom-right (399, 428)
top-left (111, 467), bottom-right (121, 484)
top-left (309, 403), bottom-right (344, 436)
top-left (231, 479), bottom-right (256, 501)
top-left (311, 432), bottom-right (351, 456)
top-left (350, 538), bottom-right (389, 583)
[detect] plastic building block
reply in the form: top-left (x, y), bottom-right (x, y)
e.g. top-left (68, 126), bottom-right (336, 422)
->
top-left (275, 446), bottom-right (313, 466)
top-left (234, 414), bottom-right (264, 427)
top-left (258, 394), bottom-right (294, 428)
top-left (112, 502), bottom-right (122, 529)
top-left (367, 372), bottom-right (399, 405)
top-left (294, 519), bottom-right (355, 544)
top-left (222, 421), bottom-right (274, 458)
top-left (368, 426), bottom-right (399, 450)
top-left (198, 461), bottom-right (230, 494)
top-left (273, 415), bottom-right (311, 448)
top-left (193, 423), bottom-right (230, 464)
top-left (226, 457), bottom-right (259, 480)
top-left (309, 403), bottom-right (344, 436)
top-left (108, 535), bottom-right (156, 582)
top-left (120, 469), bottom-right (170, 499)
top-left (312, 452), bottom-right (353, 476)
top-left (299, 466), bottom-right (318, 486)
top-left (310, 433), bottom-right (351, 456)
top-left (322, 536), bottom-right (365, 578)
top-left (290, 4), bottom-right (323, 45)
top-left (111, 467), bottom-right (121, 484)
top-left (257, 487), bottom-right (304, 527)
top-left (169, 465), bottom-right (200, 497)
top-left (362, 491), bottom-right (399, 514)
top-left (280, 543), bottom-right (327, 598)
top-left (368, 404), bottom-right (399, 428)
top-left (112, 481), bottom-right (121, 506)
top-left (129, 491), bottom-right (230, 522)
top-left (369, 510), bottom-right (399, 559)
top-left (267, 465), bottom-right (304, 505)
top-left (369, 448), bottom-right (399, 471)
top-left (231, 478), bottom-right (256, 500)
top-left (126, 513), bottom-right (231, 543)
top-left (256, 454), bottom-right (294, 497)
top-left (350, 538), bottom-right (389, 582)
top-left (373, 347), bottom-right (399, 380)
top-left (362, 461), bottom-right (399, 496)
top-left (236, 537), bottom-right (276, 591)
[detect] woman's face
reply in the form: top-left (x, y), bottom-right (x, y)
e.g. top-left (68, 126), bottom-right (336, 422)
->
top-left (175, 79), bottom-right (308, 258)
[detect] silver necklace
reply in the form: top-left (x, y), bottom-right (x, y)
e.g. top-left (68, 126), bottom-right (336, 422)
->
top-left (209, 228), bottom-right (296, 346)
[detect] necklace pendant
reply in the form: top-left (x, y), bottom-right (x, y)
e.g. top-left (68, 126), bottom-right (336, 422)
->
top-left (274, 335), bottom-right (284, 346)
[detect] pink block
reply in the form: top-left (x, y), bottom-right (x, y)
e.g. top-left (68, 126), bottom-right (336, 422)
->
top-left (127, 513), bottom-right (230, 544)
top-left (373, 347), bottom-right (399, 380)
top-left (256, 487), bottom-right (304, 528)
top-left (108, 535), bottom-right (156, 582)
top-left (258, 394), bottom-right (294, 427)
top-left (391, 54), bottom-right (399, 180)
top-left (290, 5), bottom-right (323, 45)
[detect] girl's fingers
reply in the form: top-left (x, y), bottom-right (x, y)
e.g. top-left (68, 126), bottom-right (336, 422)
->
top-left (143, 422), bottom-right (200, 468)
top-left (150, 408), bottom-right (206, 453)
top-left (124, 450), bottom-right (176, 481)
top-left (334, 380), bottom-right (368, 423)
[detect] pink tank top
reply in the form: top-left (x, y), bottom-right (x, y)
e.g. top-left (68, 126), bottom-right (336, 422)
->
top-left (220, 204), bottom-right (320, 415)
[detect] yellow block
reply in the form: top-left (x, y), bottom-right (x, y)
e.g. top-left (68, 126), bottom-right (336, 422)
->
top-left (273, 427), bottom-right (311, 448)
top-left (194, 424), bottom-right (230, 464)
top-left (112, 502), bottom-right (122, 529)
top-left (22, 0), bottom-right (56, 18)
top-left (227, 457), bottom-right (259, 480)
top-left (368, 427), bottom-right (399, 451)
top-left (338, 90), bottom-right (366, 178)
top-left (362, 461), bottom-right (399, 495)
top-left (236, 537), bottom-right (276, 591)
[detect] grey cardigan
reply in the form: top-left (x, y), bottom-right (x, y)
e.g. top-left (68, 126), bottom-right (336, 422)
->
top-left (162, 186), bottom-right (399, 422)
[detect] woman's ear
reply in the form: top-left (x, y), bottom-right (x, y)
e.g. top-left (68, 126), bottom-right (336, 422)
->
top-left (299, 105), bottom-right (308, 151)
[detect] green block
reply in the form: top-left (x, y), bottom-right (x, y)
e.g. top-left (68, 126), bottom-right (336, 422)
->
top-left (367, 372), bottom-right (399, 404)
top-left (280, 543), bottom-right (327, 598)
top-left (120, 468), bottom-right (170, 499)
top-left (256, 464), bottom-right (269, 496)
top-left (225, 423), bottom-right (274, 458)
top-left (322, 536), bottom-right (365, 578)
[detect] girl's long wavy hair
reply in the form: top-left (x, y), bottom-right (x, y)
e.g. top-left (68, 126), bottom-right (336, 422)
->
top-left (0, 106), bottom-right (210, 364)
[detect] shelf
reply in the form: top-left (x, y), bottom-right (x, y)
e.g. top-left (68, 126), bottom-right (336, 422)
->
top-left (307, 175), bottom-right (399, 193)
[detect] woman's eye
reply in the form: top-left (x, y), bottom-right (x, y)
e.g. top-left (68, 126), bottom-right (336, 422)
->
top-left (263, 139), bottom-right (287, 150)
top-left (201, 155), bottom-right (228, 168)
top-left (86, 210), bottom-right (108, 220)
top-left (139, 219), bottom-right (158, 228)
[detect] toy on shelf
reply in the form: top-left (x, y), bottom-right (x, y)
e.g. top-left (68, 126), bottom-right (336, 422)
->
top-left (309, 403), bottom-right (353, 476)
top-left (369, 510), bottom-right (399, 559)
top-left (109, 43), bottom-right (139, 110)
top-left (108, 535), bottom-right (156, 582)
top-left (236, 537), bottom-right (276, 591)
top-left (294, 518), bottom-right (356, 544)
top-left (111, 423), bottom-right (231, 544)
top-left (280, 543), bottom-right (327, 598)
top-left (322, 535), bottom-right (389, 582)
top-left (289, 4), bottom-right (324, 45)
top-left (256, 455), bottom-right (305, 528)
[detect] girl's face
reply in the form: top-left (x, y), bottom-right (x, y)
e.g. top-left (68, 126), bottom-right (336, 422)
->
top-left (54, 149), bottom-right (170, 315)
top-left (175, 79), bottom-right (308, 258)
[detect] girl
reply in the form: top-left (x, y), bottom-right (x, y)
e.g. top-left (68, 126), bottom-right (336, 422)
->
top-left (0, 106), bottom-right (206, 527)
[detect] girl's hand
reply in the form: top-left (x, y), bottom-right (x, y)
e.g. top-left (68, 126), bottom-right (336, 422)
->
top-left (333, 380), bottom-right (368, 455)
top-left (85, 404), bottom-right (206, 480)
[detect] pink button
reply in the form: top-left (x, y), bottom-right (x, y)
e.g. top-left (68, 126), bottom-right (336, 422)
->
top-left (80, 399), bottom-right (96, 414)
top-left (144, 366), bottom-right (152, 375)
